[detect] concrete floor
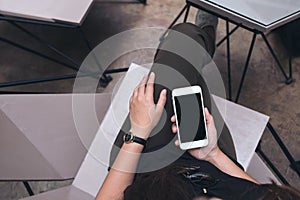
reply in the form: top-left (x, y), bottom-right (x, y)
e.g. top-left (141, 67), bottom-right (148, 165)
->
top-left (0, 0), bottom-right (299, 199)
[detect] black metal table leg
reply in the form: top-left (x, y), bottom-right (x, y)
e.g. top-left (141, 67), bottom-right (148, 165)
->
top-left (183, 3), bottom-right (191, 23)
top-left (235, 33), bottom-right (257, 103)
top-left (140, 0), bottom-right (147, 4)
top-left (0, 37), bottom-right (78, 71)
top-left (78, 27), bottom-right (113, 88)
top-left (288, 55), bottom-right (293, 83)
top-left (217, 25), bottom-right (240, 47)
top-left (160, 5), bottom-right (189, 41)
top-left (261, 33), bottom-right (293, 84)
top-left (10, 22), bottom-right (81, 68)
top-left (0, 13), bottom-right (130, 91)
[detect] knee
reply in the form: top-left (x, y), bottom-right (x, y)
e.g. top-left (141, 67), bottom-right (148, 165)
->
top-left (171, 22), bottom-right (200, 35)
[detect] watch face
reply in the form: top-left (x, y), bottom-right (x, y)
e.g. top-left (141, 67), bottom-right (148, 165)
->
top-left (123, 133), bottom-right (133, 142)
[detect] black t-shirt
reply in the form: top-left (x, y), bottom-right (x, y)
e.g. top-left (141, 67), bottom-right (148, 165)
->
top-left (127, 153), bottom-right (269, 200)
top-left (175, 154), bottom-right (268, 199)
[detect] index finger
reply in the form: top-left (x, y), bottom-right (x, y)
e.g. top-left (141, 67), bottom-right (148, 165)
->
top-left (137, 74), bottom-right (148, 95)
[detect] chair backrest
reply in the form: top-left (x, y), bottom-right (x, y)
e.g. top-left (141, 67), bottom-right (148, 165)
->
top-left (213, 95), bottom-right (269, 169)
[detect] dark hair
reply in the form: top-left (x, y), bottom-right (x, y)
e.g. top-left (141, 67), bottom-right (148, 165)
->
top-left (124, 164), bottom-right (201, 200)
top-left (259, 182), bottom-right (300, 200)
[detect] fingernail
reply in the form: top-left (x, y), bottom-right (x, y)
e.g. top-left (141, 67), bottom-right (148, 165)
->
top-left (162, 89), bottom-right (167, 95)
top-left (150, 72), bottom-right (155, 76)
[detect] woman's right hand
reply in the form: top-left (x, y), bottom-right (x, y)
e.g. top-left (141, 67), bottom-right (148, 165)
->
top-left (129, 72), bottom-right (167, 140)
top-left (171, 108), bottom-right (221, 161)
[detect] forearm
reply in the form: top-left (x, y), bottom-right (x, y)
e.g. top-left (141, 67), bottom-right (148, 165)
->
top-left (96, 143), bottom-right (144, 200)
top-left (97, 73), bottom-right (166, 199)
top-left (207, 148), bottom-right (259, 184)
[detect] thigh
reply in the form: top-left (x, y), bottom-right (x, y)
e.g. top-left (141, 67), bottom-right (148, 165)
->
top-left (109, 23), bottom-right (236, 169)
top-left (148, 23), bottom-right (236, 159)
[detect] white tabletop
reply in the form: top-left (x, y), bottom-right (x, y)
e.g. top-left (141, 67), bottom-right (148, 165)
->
top-left (191, 0), bottom-right (300, 32)
top-left (0, 0), bottom-right (94, 24)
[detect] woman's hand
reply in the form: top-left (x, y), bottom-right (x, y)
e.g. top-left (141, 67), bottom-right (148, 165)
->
top-left (171, 108), bottom-right (221, 161)
top-left (129, 72), bottom-right (167, 139)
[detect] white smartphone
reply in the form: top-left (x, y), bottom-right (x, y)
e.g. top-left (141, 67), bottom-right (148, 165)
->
top-left (172, 85), bottom-right (208, 150)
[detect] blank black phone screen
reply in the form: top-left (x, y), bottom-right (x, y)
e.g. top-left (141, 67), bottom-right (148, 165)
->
top-left (174, 93), bottom-right (206, 143)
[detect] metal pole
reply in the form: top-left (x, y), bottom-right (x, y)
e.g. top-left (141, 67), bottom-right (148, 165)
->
top-left (267, 122), bottom-right (300, 177)
top-left (235, 33), bottom-right (257, 103)
top-left (226, 20), bottom-right (232, 101)
top-left (0, 37), bottom-right (78, 71)
top-left (160, 5), bottom-right (188, 41)
top-left (261, 33), bottom-right (293, 84)
top-left (217, 25), bottom-right (240, 47)
top-left (10, 22), bottom-right (81, 68)
top-left (22, 181), bottom-right (34, 196)
top-left (78, 27), bottom-right (113, 87)
top-left (183, 4), bottom-right (191, 23)
top-left (256, 147), bottom-right (290, 185)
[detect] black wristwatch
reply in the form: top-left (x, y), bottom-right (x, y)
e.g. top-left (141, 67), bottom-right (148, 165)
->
top-left (123, 132), bottom-right (147, 146)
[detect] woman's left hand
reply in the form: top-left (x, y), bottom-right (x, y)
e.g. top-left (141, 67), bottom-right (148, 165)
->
top-left (171, 108), bottom-right (220, 161)
top-left (129, 72), bottom-right (167, 139)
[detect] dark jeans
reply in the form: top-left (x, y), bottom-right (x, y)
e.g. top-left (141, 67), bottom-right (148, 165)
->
top-left (110, 23), bottom-right (237, 172)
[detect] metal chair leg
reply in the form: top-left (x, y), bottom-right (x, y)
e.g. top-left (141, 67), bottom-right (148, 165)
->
top-left (22, 181), bottom-right (34, 196)
top-left (255, 121), bottom-right (300, 185)
top-left (267, 122), bottom-right (300, 177)
top-left (256, 144), bottom-right (290, 185)
top-left (226, 20), bottom-right (232, 101)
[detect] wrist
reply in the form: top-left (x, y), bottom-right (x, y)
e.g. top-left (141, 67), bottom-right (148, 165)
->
top-left (129, 127), bottom-right (151, 140)
top-left (205, 147), bottom-right (223, 163)
top-left (122, 142), bottom-right (144, 153)
top-left (123, 131), bottom-right (148, 147)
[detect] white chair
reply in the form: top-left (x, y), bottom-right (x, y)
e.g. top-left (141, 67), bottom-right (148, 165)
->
top-left (15, 63), bottom-right (279, 199)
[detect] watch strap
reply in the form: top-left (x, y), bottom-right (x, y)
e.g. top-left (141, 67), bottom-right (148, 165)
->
top-left (124, 132), bottom-right (147, 146)
top-left (132, 135), bottom-right (147, 146)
